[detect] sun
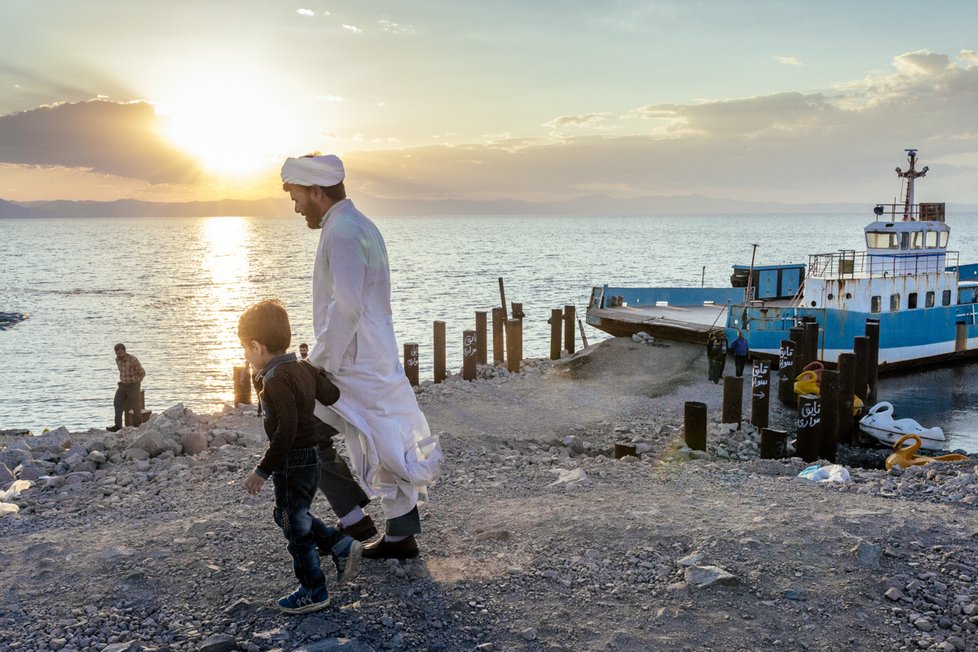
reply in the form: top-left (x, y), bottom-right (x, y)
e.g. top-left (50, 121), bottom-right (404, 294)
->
top-left (157, 75), bottom-right (299, 178)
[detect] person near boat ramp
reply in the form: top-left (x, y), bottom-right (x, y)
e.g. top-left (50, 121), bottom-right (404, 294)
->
top-left (731, 330), bottom-right (750, 377)
top-left (281, 153), bottom-right (443, 560)
top-left (706, 332), bottom-right (728, 384)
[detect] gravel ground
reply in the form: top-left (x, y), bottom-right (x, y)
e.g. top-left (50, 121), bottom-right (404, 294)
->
top-left (2, 337), bottom-right (978, 652)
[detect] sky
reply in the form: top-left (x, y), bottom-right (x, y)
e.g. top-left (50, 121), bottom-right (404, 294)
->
top-left (2, 0), bottom-right (978, 207)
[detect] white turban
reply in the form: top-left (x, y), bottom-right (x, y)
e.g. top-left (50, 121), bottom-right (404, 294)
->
top-left (281, 155), bottom-right (345, 187)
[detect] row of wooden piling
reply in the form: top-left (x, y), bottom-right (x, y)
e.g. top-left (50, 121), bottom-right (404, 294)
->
top-left (403, 302), bottom-right (582, 385)
top-left (684, 318), bottom-right (882, 463)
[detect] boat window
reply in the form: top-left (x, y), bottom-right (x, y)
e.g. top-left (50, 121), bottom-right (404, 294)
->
top-left (866, 231), bottom-right (898, 249)
top-left (943, 289), bottom-right (952, 306)
top-left (871, 295), bottom-right (881, 313)
top-left (890, 293), bottom-right (900, 311)
top-left (926, 231), bottom-right (939, 248)
top-left (900, 233), bottom-right (910, 250)
top-left (926, 291), bottom-right (935, 308)
top-left (908, 292), bottom-right (918, 309)
top-left (939, 232), bottom-right (949, 247)
top-left (911, 232), bottom-right (923, 249)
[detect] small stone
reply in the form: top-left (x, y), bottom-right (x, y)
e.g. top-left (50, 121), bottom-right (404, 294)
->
top-left (913, 617), bottom-right (934, 632)
top-left (884, 587), bottom-right (905, 601)
top-left (522, 627), bottom-right (538, 641)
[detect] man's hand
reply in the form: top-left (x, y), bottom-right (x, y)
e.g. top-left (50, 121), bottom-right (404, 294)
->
top-left (244, 472), bottom-right (265, 495)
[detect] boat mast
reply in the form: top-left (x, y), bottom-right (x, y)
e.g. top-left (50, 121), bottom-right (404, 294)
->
top-left (895, 149), bottom-right (928, 221)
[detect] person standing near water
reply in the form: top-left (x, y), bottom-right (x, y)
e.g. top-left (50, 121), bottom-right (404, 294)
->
top-left (281, 153), bottom-right (443, 560)
top-left (731, 330), bottom-right (750, 377)
top-left (107, 343), bottom-right (145, 432)
top-left (706, 332), bottom-right (727, 384)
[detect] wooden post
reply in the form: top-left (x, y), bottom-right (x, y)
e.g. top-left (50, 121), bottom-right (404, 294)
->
top-left (789, 325), bottom-right (807, 372)
top-left (549, 308), bottom-right (563, 360)
top-left (778, 339), bottom-right (796, 407)
top-left (475, 311), bottom-right (488, 365)
top-left (750, 359), bottom-right (771, 430)
top-left (760, 428), bottom-right (787, 459)
top-left (433, 321), bottom-right (447, 383)
top-left (865, 319), bottom-right (880, 405)
top-left (124, 389), bottom-right (148, 427)
top-left (819, 369), bottom-right (839, 463)
top-left (462, 330), bottom-right (477, 381)
top-left (233, 365), bottom-right (252, 405)
top-left (498, 277), bottom-right (507, 317)
top-left (684, 401), bottom-right (707, 451)
top-left (563, 305), bottom-right (576, 354)
top-left (403, 343), bottom-right (419, 387)
top-left (804, 319), bottom-right (820, 366)
top-left (836, 352), bottom-right (856, 445)
top-left (511, 302), bottom-right (524, 321)
top-left (853, 335), bottom-right (870, 405)
top-left (578, 318), bottom-right (589, 349)
top-left (722, 376), bottom-right (743, 427)
top-left (795, 394), bottom-right (821, 462)
top-left (505, 320), bottom-right (522, 373)
top-left (491, 308), bottom-right (505, 365)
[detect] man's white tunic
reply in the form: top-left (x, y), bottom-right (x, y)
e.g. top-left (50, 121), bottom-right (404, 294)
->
top-left (309, 199), bottom-right (441, 519)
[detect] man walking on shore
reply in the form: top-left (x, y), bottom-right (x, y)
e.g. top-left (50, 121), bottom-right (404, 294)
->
top-left (281, 154), bottom-right (442, 560)
top-left (107, 343), bottom-right (145, 432)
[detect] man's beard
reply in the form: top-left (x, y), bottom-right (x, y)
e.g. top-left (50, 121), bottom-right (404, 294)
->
top-left (305, 213), bottom-right (321, 229)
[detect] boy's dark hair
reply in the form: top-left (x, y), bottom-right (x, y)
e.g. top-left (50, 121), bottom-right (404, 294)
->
top-left (238, 299), bottom-right (291, 354)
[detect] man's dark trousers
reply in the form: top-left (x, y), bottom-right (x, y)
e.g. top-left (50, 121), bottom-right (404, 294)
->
top-left (113, 381), bottom-right (141, 429)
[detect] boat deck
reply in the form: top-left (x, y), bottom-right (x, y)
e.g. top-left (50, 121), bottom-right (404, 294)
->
top-left (587, 303), bottom-right (730, 343)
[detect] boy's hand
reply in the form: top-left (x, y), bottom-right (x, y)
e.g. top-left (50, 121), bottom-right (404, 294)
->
top-left (244, 472), bottom-right (265, 495)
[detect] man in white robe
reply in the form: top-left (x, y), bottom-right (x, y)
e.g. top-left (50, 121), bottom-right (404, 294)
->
top-left (281, 154), bottom-right (442, 560)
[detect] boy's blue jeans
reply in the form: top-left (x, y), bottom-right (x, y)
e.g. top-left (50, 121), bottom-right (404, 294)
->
top-left (271, 447), bottom-right (346, 590)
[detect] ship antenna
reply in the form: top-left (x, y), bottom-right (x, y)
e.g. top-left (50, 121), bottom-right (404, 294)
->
top-left (894, 148), bottom-right (929, 221)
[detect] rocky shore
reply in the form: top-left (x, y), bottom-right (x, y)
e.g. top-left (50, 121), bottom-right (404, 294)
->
top-left (2, 337), bottom-right (978, 652)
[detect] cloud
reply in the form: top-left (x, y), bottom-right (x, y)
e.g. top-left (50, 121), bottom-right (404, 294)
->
top-left (343, 50), bottom-right (978, 204)
top-left (543, 113), bottom-right (612, 129)
top-left (296, 8), bottom-right (314, 17)
top-left (0, 99), bottom-right (201, 184)
top-left (378, 19), bottom-right (415, 35)
top-left (313, 94), bottom-right (344, 103)
top-left (775, 56), bottom-right (802, 66)
top-left (342, 24), bottom-right (363, 34)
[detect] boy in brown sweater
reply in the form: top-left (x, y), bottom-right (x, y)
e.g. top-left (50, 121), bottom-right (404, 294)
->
top-left (239, 299), bottom-right (361, 614)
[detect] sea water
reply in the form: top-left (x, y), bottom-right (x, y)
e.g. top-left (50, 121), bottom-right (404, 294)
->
top-left (2, 213), bottom-right (977, 451)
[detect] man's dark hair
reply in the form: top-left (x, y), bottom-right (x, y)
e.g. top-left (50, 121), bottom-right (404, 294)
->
top-left (114, 343), bottom-right (126, 352)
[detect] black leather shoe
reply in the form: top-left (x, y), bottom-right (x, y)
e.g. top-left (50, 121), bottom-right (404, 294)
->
top-left (106, 425), bottom-right (121, 432)
top-left (362, 535), bottom-right (419, 560)
top-left (339, 515), bottom-right (378, 542)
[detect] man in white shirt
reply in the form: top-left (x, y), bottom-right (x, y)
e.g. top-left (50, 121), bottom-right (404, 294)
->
top-left (281, 154), bottom-right (442, 560)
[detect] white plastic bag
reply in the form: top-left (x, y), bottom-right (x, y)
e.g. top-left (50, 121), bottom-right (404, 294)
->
top-left (798, 464), bottom-right (850, 483)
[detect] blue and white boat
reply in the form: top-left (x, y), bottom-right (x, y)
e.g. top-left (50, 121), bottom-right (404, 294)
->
top-left (586, 150), bottom-right (978, 371)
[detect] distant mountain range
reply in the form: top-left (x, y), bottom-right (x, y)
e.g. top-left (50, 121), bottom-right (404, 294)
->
top-left (3, 194), bottom-right (977, 218)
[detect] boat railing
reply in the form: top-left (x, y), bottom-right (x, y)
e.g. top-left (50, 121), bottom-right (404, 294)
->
top-left (872, 202), bottom-right (946, 222)
top-left (807, 250), bottom-right (958, 279)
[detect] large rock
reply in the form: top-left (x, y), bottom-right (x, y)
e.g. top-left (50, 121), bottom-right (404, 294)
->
top-left (129, 429), bottom-right (182, 458)
top-left (28, 426), bottom-right (72, 451)
top-left (16, 460), bottom-right (55, 481)
top-left (180, 431), bottom-right (208, 456)
top-left (0, 448), bottom-right (31, 470)
top-left (0, 462), bottom-right (14, 489)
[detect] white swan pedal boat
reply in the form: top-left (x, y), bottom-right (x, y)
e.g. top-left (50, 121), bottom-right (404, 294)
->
top-left (858, 402), bottom-right (946, 449)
